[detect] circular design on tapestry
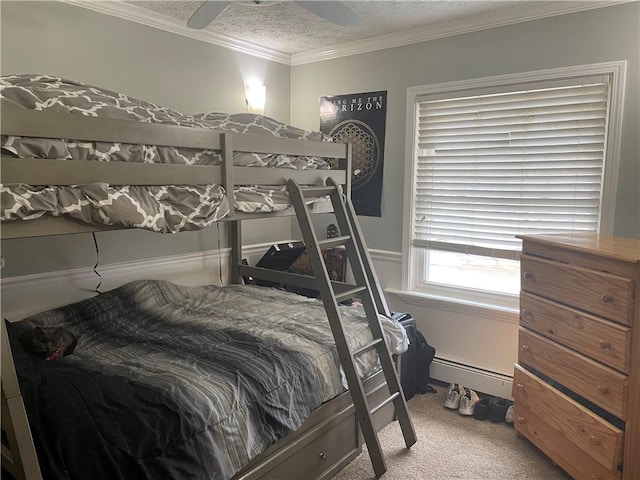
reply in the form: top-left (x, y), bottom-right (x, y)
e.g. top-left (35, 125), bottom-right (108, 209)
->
top-left (329, 120), bottom-right (380, 189)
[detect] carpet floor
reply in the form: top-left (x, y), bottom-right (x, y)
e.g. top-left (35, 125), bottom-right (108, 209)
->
top-left (334, 385), bottom-right (572, 480)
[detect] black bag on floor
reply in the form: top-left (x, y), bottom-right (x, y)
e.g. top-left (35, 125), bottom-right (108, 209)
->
top-left (396, 315), bottom-right (418, 400)
top-left (415, 329), bottom-right (436, 394)
top-left (393, 312), bottom-right (437, 400)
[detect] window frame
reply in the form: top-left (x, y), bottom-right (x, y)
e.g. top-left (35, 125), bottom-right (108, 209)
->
top-left (402, 61), bottom-right (627, 307)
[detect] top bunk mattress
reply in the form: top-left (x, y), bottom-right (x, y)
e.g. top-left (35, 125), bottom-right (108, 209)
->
top-left (0, 74), bottom-right (332, 169)
top-left (0, 75), bottom-right (340, 233)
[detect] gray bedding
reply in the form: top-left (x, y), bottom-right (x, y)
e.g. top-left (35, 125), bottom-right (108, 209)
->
top-left (7, 280), bottom-right (406, 480)
top-left (0, 75), bottom-right (335, 232)
top-left (1, 182), bottom-right (230, 232)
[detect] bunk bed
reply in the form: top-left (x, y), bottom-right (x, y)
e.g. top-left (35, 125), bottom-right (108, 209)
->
top-left (0, 75), bottom-right (411, 480)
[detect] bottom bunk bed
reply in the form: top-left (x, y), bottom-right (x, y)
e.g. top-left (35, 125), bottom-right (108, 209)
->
top-left (2, 280), bottom-right (405, 480)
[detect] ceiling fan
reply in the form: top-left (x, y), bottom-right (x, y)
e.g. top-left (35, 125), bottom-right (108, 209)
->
top-left (187, 1), bottom-right (361, 29)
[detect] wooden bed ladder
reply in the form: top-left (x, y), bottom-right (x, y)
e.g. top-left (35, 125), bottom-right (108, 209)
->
top-left (287, 177), bottom-right (417, 478)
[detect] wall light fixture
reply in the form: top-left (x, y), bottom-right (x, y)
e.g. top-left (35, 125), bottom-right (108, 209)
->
top-left (244, 82), bottom-right (266, 115)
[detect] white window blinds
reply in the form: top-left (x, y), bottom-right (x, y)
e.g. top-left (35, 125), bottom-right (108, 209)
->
top-left (413, 76), bottom-right (610, 259)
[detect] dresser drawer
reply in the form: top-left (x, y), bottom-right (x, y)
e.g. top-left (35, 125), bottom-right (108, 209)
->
top-left (520, 255), bottom-right (634, 326)
top-left (520, 292), bottom-right (631, 373)
top-left (518, 328), bottom-right (627, 419)
top-left (513, 365), bottom-right (623, 476)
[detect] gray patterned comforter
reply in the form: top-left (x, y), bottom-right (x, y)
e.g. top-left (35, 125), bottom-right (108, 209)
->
top-left (0, 75), bottom-right (334, 232)
top-left (6, 280), bottom-right (406, 480)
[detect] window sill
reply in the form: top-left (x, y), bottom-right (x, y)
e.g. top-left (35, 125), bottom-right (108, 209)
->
top-left (385, 287), bottom-right (519, 323)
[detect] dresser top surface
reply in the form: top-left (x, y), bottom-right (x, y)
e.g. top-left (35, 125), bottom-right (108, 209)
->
top-left (518, 233), bottom-right (640, 263)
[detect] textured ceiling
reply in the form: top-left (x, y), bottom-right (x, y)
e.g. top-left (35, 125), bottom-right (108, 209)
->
top-left (124, 0), bottom-right (580, 55)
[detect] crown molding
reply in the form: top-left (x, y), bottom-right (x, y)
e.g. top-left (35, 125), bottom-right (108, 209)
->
top-left (60, 0), bottom-right (292, 65)
top-left (291, 1), bottom-right (631, 65)
top-left (60, 0), bottom-right (631, 67)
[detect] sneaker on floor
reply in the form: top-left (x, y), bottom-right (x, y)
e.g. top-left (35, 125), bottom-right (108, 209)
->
top-left (473, 396), bottom-right (492, 420)
top-left (459, 388), bottom-right (480, 416)
top-left (488, 397), bottom-right (510, 422)
top-left (505, 402), bottom-right (515, 424)
top-left (444, 383), bottom-right (466, 409)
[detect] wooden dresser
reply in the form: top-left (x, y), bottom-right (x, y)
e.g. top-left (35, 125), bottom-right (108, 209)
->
top-left (513, 234), bottom-right (640, 480)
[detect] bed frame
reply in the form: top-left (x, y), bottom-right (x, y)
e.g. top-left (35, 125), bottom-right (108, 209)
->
top-left (0, 104), bottom-right (398, 480)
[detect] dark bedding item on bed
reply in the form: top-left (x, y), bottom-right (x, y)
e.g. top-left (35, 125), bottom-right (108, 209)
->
top-left (6, 280), bottom-right (389, 480)
top-left (19, 325), bottom-right (77, 361)
top-left (12, 353), bottom-right (212, 479)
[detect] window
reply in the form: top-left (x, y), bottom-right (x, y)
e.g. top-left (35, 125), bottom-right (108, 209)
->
top-left (404, 62), bottom-right (626, 307)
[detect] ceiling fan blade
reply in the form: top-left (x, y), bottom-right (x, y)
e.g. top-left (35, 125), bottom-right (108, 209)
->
top-left (293, 1), bottom-right (361, 27)
top-left (187, 1), bottom-right (231, 29)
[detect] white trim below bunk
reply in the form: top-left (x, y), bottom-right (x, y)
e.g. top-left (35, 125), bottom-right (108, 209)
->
top-left (0, 242), bottom-right (280, 321)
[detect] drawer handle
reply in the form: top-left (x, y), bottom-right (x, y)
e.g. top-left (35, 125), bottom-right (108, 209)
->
top-left (597, 385), bottom-right (609, 395)
top-left (517, 416), bottom-right (526, 424)
top-left (521, 344), bottom-right (531, 353)
top-left (601, 293), bottom-right (614, 303)
top-left (599, 340), bottom-right (611, 349)
top-left (515, 383), bottom-right (525, 392)
top-left (590, 435), bottom-right (601, 446)
top-left (523, 271), bottom-right (534, 280)
top-left (521, 309), bottom-right (533, 320)
top-left (319, 452), bottom-right (327, 461)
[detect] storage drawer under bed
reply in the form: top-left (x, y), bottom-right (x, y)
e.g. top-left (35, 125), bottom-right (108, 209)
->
top-left (512, 365), bottom-right (623, 478)
top-left (260, 410), bottom-right (359, 480)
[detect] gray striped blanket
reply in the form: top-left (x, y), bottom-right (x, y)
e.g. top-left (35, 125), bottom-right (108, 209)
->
top-left (7, 280), bottom-right (405, 479)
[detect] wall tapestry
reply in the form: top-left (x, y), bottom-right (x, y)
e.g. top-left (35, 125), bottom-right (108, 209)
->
top-left (320, 90), bottom-right (387, 217)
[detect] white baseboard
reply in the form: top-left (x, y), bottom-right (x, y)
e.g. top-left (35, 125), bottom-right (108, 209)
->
top-left (0, 242), bottom-right (278, 321)
top-left (430, 358), bottom-right (514, 399)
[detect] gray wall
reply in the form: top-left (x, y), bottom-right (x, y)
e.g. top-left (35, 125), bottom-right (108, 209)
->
top-left (1, 2), bottom-right (638, 278)
top-left (0, 1), bottom-right (293, 277)
top-left (291, 2), bottom-right (640, 251)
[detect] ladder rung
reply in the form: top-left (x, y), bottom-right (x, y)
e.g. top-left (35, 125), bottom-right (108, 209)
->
top-left (318, 235), bottom-right (351, 248)
top-left (352, 337), bottom-right (384, 357)
top-left (369, 392), bottom-right (401, 417)
top-left (335, 285), bottom-right (366, 302)
top-left (299, 185), bottom-right (336, 197)
top-left (1, 444), bottom-right (14, 463)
